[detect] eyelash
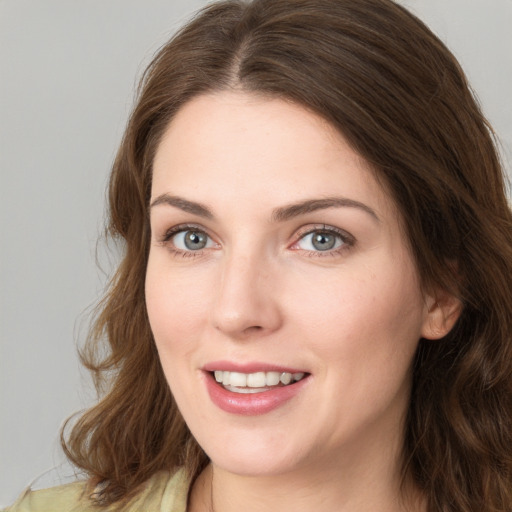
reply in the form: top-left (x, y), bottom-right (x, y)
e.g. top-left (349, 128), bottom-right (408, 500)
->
top-left (158, 223), bottom-right (355, 258)
top-left (292, 225), bottom-right (355, 258)
top-left (159, 223), bottom-right (213, 258)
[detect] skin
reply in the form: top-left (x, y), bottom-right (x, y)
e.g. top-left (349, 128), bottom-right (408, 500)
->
top-left (146, 91), bottom-right (459, 512)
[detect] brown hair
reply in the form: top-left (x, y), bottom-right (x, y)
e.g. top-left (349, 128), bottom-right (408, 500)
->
top-left (62, 0), bottom-right (512, 510)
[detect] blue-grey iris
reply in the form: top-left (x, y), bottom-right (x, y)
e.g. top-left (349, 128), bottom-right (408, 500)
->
top-left (312, 232), bottom-right (336, 251)
top-left (184, 231), bottom-right (208, 250)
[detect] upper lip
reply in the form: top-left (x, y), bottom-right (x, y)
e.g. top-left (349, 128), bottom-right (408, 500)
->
top-left (202, 361), bottom-right (308, 374)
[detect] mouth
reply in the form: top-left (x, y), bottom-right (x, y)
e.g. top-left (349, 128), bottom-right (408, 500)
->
top-left (211, 370), bottom-right (308, 394)
top-left (202, 362), bottom-right (311, 414)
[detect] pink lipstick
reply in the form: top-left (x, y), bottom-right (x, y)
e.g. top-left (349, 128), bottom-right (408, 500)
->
top-left (202, 361), bottom-right (310, 415)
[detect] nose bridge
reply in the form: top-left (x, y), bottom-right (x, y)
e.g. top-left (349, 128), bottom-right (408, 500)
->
top-left (211, 241), bottom-right (281, 337)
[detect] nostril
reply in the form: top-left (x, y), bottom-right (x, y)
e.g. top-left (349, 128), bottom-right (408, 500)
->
top-left (242, 325), bottom-right (264, 334)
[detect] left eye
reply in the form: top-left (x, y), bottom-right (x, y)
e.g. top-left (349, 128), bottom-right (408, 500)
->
top-left (171, 229), bottom-right (215, 251)
top-left (296, 230), bottom-right (345, 252)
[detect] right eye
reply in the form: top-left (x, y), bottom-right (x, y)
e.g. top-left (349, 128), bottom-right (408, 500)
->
top-left (169, 228), bottom-right (215, 251)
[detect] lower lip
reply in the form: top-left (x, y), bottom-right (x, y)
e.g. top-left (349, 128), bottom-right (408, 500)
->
top-left (204, 372), bottom-right (309, 415)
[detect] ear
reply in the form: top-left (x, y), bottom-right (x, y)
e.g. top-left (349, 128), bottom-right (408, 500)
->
top-left (421, 289), bottom-right (462, 340)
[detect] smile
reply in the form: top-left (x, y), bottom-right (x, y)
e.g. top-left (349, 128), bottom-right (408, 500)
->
top-left (213, 370), bottom-right (306, 393)
top-left (203, 366), bottom-right (310, 415)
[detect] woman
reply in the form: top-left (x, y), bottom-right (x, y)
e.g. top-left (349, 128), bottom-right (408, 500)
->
top-left (6, 0), bottom-right (512, 510)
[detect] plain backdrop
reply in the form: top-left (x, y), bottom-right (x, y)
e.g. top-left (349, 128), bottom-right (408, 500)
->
top-left (1, 0), bottom-right (511, 506)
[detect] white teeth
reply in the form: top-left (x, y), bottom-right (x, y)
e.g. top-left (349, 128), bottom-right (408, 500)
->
top-left (247, 372), bottom-right (266, 388)
top-left (224, 385), bottom-right (268, 394)
top-left (266, 371), bottom-right (281, 386)
top-left (213, 370), bottom-right (306, 388)
top-left (229, 372), bottom-right (247, 387)
top-left (280, 372), bottom-right (292, 385)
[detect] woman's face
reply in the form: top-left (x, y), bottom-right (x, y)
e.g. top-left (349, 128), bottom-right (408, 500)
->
top-left (146, 92), bottom-right (443, 478)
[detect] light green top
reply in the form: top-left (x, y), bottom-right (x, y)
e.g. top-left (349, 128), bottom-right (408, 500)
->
top-left (3, 468), bottom-right (189, 512)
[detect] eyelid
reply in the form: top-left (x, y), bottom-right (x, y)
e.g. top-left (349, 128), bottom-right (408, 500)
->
top-left (156, 222), bottom-right (354, 257)
top-left (156, 223), bottom-right (220, 259)
top-left (294, 224), bottom-right (355, 243)
top-left (160, 223), bottom-right (213, 243)
top-left (290, 224), bottom-right (356, 254)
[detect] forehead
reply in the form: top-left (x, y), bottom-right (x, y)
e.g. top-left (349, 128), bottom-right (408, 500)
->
top-left (154, 92), bottom-right (347, 169)
top-left (151, 91), bottom-right (395, 220)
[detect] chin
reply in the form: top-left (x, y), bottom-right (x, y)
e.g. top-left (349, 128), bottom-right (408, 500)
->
top-left (195, 426), bottom-right (312, 478)
top-left (212, 451), bottom-right (305, 478)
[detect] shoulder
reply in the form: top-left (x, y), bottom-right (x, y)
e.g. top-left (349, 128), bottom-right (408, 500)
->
top-left (2, 480), bottom-right (91, 512)
top-left (3, 468), bottom-right (190, 512)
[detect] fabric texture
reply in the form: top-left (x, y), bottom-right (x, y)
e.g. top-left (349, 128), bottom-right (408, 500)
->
top-left (3, 468), bottom-right (189, 512)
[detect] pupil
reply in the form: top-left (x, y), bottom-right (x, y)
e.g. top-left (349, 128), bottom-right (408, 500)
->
top-left (312, 232), bottom-right (335, 251)
top-left (185, 231), bottom-right (207, 250)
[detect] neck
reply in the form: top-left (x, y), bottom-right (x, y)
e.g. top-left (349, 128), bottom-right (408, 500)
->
top-left (188, 382), bottom-right (424, 512)
top-left (188, 440), bottom-right (425, 512)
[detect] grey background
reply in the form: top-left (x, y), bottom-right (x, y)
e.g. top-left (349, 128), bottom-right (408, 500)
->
top-left (1, 0), bottom-right (511, 506)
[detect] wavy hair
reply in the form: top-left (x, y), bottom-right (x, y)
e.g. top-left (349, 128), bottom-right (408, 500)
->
top-left (62, 0), bottom-right (512, 509)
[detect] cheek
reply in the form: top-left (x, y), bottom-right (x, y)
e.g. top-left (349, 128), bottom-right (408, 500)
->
top-left (145, 262), bottom-right (212, 412)
top-left (145, 256), bottom-right (212, 359)
top-left (288, 260), bottom-right (425, 367)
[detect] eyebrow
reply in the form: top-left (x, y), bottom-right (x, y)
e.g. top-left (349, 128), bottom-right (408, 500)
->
top-left (150, 194), bottom-right (379, 223)
top-left (272, 197), bottom-right (379, 223)
top-left (150, 194), bottom-right (214, 219)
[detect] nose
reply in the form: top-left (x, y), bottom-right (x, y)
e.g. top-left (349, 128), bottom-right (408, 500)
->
top-left (210, 250), bottom-right (283, 339)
